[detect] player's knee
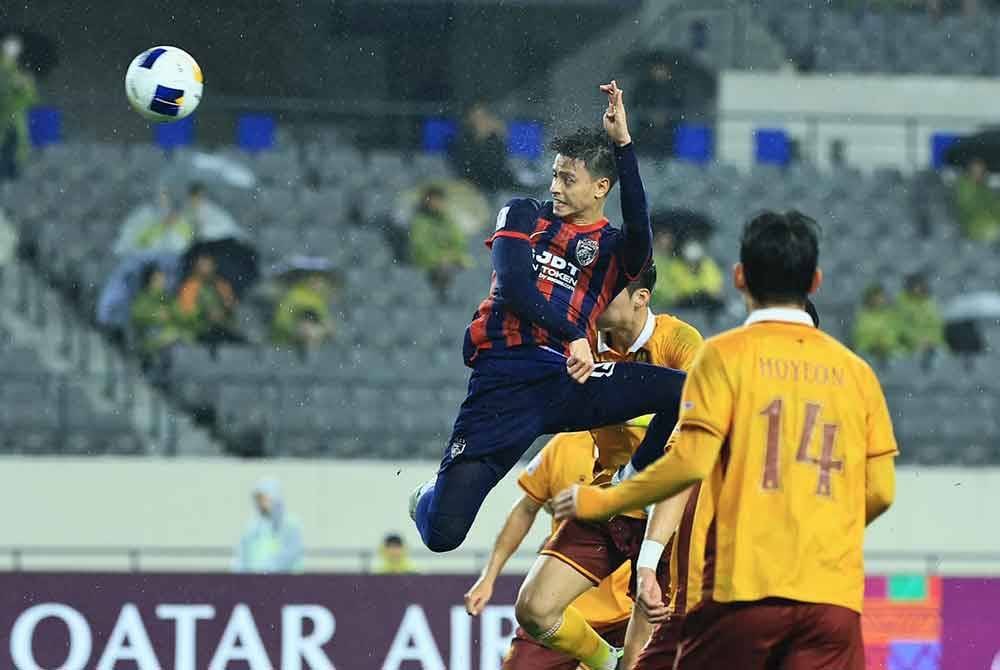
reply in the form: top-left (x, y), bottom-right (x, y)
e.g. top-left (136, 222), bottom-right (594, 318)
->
top-left (514, 584), bottom-right (560, 634)
top-left (421, 520), bottom-right (468, 553)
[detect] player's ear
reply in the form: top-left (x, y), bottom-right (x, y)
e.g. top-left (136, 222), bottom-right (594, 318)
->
top-left (634, 288), bottom-right (651, 309)
top-left (594, 176), bottom-right (611, 200)
top-left (809, 268), bottom-right (823, 294)
top-left (733, 263), bottom-right (747, 292)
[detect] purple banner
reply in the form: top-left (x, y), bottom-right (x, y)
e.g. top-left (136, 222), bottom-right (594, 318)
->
top-left (941, 578), bottom-right (1000, 670)
top-left (2, 573), bottom-right (999, 669)
top-left (0, 573), bottom-right (523, 670)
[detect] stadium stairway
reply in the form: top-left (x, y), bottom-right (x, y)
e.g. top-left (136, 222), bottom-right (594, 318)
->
top-left (0, 260), bottom-right (221, 457)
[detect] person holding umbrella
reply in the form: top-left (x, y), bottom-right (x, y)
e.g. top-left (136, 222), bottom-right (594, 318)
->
top-left (954, 157), bottom-right (1000, 243)
top-left (176, 254), bottom-right (243, 344)
top-left (0, 33), bottom-right (37, 181)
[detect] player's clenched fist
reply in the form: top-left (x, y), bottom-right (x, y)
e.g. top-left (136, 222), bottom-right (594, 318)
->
top-left (463, 575), bottom-right (493, 616)
top-left (566, 338), bottom-right (595, 384)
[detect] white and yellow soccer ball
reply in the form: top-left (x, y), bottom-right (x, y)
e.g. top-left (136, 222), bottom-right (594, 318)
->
top-left (125, 46), bottom-right (203, 122)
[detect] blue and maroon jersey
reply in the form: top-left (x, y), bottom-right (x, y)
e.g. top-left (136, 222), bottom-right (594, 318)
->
top-left (463, 201), bottom-right (641, 364)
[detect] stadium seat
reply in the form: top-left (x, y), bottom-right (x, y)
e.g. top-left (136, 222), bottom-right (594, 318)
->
top-left (754, 129), bottom-right (791, 167)
top-left (237, 114), bottom-right (277, 153)
top-left (673, 124), bottom-right (714, 164)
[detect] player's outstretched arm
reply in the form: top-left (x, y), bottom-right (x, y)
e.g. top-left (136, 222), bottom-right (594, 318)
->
top-left (553, 426), bottom-right (720, 522)
top-left (464, 494), bottom-right (543, 616)
top-left (600, 81), bottom-right (651, 279)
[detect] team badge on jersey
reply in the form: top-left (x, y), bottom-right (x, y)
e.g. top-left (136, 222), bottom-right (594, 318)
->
top-left (449, 438), bottom-right (467, 458)
top-left (575, 238), bottom-right (599, 267)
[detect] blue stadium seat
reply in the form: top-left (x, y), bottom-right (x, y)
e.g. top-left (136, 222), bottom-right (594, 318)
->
top-left (237, 114), bottom-right (276, 153)
top-left (673, 124), bottom-right (713, 164)
top-left (754, 129), bottom-right (791, 167)
top-left (422, 118), bottom-right (457, 153)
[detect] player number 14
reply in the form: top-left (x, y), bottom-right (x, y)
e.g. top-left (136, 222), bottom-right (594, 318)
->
top-left (760, 398), bottom-right (843, 497)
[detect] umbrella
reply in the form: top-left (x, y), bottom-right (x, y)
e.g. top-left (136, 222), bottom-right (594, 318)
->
top-left (160, 152), bottom-right (257, 194)
top-left (269, 255), bottom-right (342, 286)
top-left (651, 208), bottom-right (716, 245)
top-left (943, 129), bottom-right (1000, 171)
top-left (942, 291), bottom-right (1000, 321)
top-left (180, 238), bottom-right (259, 298)
top-left (96, 251), bottom-right (181, 328)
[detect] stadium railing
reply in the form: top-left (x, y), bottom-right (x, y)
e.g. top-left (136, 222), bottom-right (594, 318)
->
top-left (3, 546), bottom-right (999, 576)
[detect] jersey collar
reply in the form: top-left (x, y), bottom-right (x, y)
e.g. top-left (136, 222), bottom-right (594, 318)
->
top-left (744, 307), bottom-right (815, 327)
top-left (598, 308), bottom-right (656, 354)
top-left (559, 216), bottom-right (609, 234)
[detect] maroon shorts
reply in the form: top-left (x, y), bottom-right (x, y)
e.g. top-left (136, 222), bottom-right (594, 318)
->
top-left (541, 517), bottom-right (671, 598)
top-left (633, 616), bottom-right (683, 670)
top-left (676, 598), bottom-right (864, 670)
top-left (502, 620), bottom-right (629, 670)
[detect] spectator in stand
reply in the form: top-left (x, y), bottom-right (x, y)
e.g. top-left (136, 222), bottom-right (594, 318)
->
top-left (632, 54), bottom-right (685, 156)
top-left (176, 254), bottom-right (242, 344)
top-left (449, 102), bottom-right (516, 193)
top-left (271, 273), bottom-right (335, 349)
top-left (895, 272), bottom-right (945, 357)
top-left (954, 157), bottom-right (1000, 243)
top-left (852, 283), bottom-right (905, 362)
top-left (130, 264), bottom-right (187, 362)
top-left (652, 230), bottom-right (724, 314)
top-left (114, 189), bottom-right (195, 256)
top-left (409, 184), bottom-right (472, 299)
top-left (0, 33), bottom-right (37, 181)
top-left (374, 533), bottom-right (417, 575)
top-left (234, 478), bottom-right (304, 574)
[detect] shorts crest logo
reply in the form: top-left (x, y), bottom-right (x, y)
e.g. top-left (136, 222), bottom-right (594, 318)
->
top-left (575, 238), bottom-right (599, 267)
top-left (450, 438), bottom-right (467, 458)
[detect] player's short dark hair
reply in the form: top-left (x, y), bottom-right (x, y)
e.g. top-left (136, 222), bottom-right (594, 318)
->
top-left (626, 261), bottom-right (657, 295)
top-left (740, 210), bottom-right (819, 306)
top-left (549, 128), bottom-right (617, 188)
top-left (383, 533), bottom-right (404, 547)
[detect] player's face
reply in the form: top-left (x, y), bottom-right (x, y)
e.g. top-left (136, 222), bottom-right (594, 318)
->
top-left (597, 288), bottom-right (634, 330)
top-left (550, 155), bottom-right (608, 220)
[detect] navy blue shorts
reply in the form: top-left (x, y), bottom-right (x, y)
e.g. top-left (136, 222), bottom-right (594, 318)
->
top-left (415, 346), bottom-right (686, 552)
top-left (443, 346), bottom-right (685, 469)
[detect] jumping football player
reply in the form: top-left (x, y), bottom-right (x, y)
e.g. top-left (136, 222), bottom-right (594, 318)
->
top-left (555, 211), bottom-right (897, 670)
top-left (410, 82), bottom-right (687, 558)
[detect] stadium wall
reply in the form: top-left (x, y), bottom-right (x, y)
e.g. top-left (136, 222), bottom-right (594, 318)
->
top-left (1, 457), bottom-right (997, 574)
top-left (718, 71), bottom-right (1000, 171)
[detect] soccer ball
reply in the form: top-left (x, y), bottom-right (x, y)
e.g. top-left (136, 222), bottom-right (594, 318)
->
top-left (125, 46), bottom-right (203, 122)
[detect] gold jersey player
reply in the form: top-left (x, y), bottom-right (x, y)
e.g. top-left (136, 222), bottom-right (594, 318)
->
top-left (555, 210), bottom-right (898, 670)
top-left (487, 263), bottom-right (702, 670)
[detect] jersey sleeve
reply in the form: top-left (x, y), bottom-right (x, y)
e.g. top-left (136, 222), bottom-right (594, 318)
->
top-left (676, 342), bottom-right (734, 440)
top-left (614, 143), bottom-right (652, 279)
top-left (864, 367), bottom-right (900, 459)
top-left (659, 319), bottom-right (705, 372)
top-left (518, 443), bottom-right (556, 504)
top-left (485, 198), bottom-right (543, 247)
